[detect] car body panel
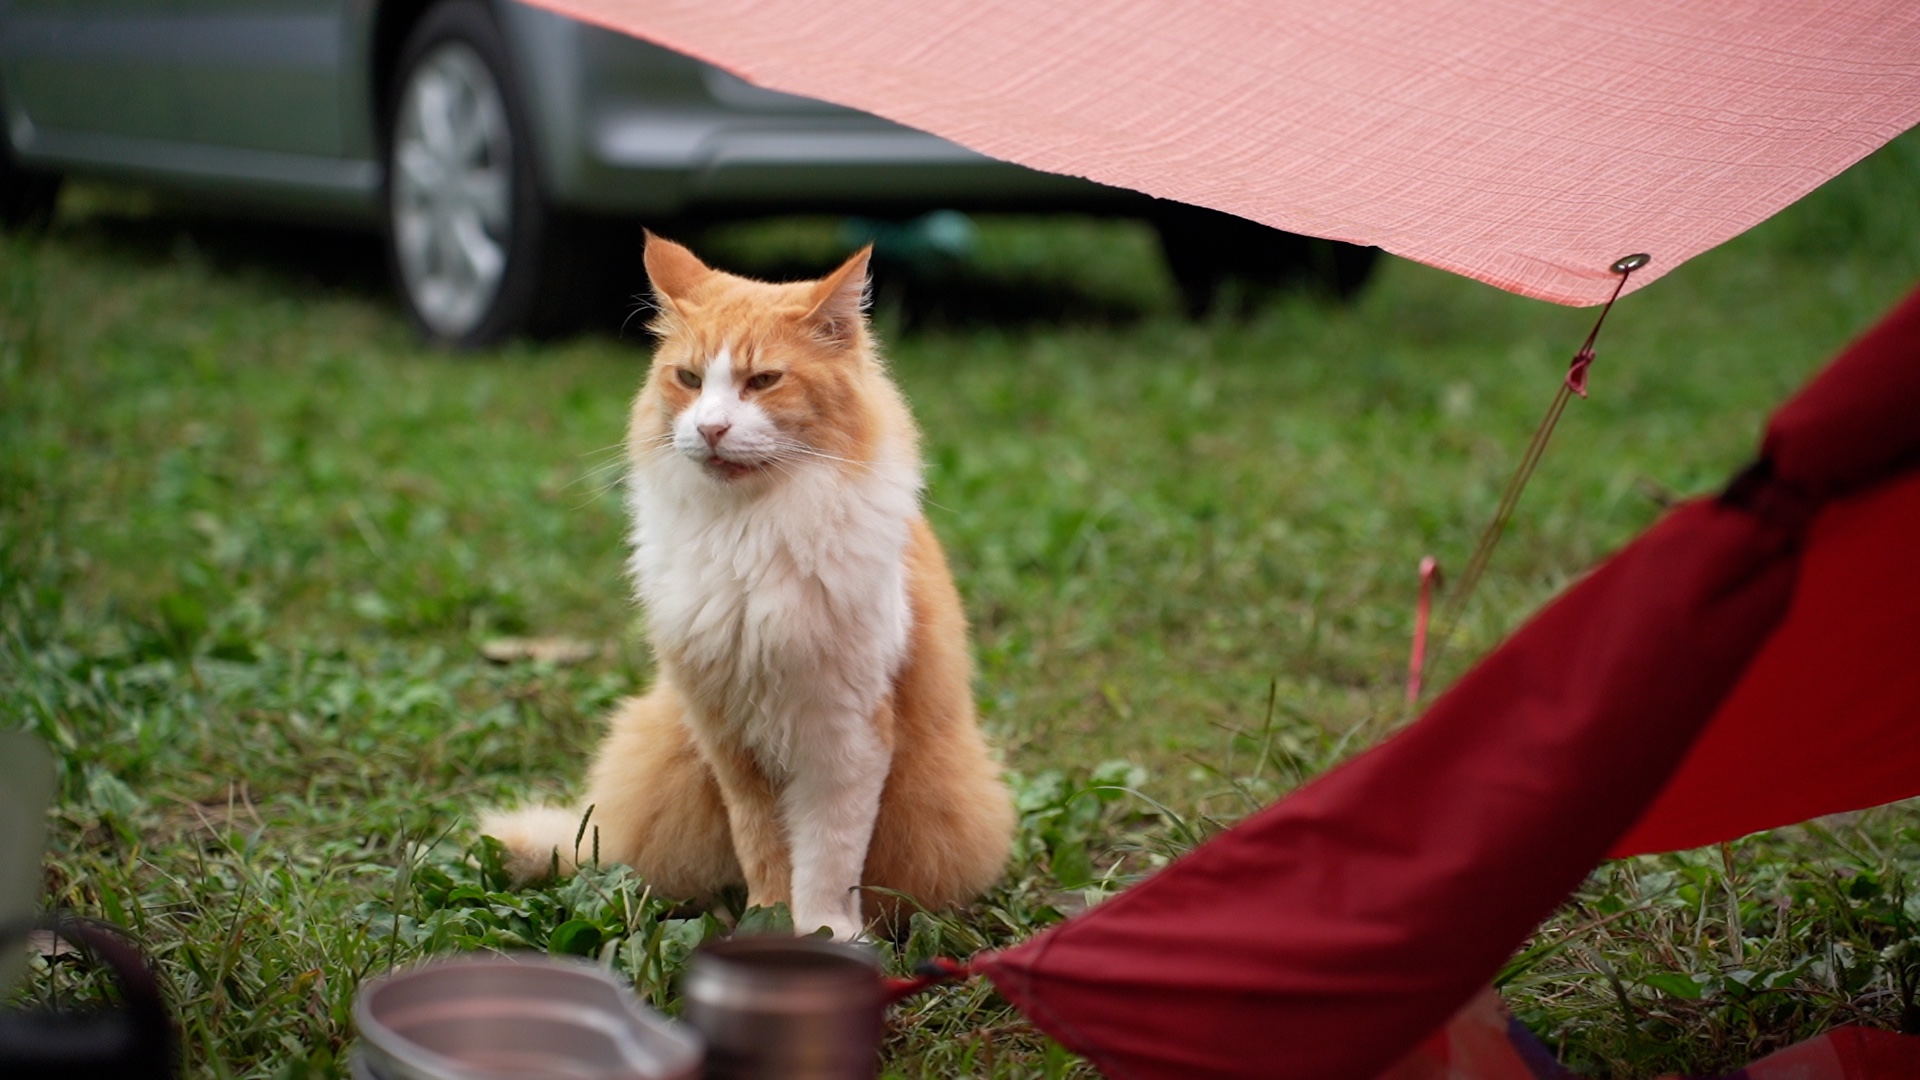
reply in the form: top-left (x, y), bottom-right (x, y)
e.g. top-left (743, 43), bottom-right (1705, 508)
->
top-left (2, 0), bottom-right (191, 144)
top-left (165, 4), bottom-right (352, 158)
top-left (1, 0), bottom-right (376, 216)
top-left (0, 0), bottom-right (1119, 224)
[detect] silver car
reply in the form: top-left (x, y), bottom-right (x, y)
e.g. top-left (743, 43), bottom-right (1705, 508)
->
top-left (0, 0), bottom-right (1374, 343)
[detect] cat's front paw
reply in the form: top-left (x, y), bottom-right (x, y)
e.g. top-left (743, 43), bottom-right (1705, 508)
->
top-left (796, 911), bottom-right (864, 942)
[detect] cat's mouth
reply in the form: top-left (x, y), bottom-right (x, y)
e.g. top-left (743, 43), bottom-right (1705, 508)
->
top-left (704, 455), bottom-right (759, 480)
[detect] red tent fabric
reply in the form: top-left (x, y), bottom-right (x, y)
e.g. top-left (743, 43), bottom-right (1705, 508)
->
top-left (1390, 989), bottom-right (1917, 1080)
top-left (969, 286), bottom-right (1920, 1079)
top-left (1617, 292), bottom-right (1920, 852)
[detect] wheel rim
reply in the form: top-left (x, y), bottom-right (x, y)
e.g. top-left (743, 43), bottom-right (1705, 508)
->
top-left (391, 42), bottom-right (512, 339)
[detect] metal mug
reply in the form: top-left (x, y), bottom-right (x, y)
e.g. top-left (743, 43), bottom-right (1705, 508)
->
top-left (352, 954), bottom-right (703, 1080)
top-left (684, 936), bottom-right (884, 1080)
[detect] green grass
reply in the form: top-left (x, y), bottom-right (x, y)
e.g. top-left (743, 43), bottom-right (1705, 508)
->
top-left (4, 131), bottom-right (1920, 1078)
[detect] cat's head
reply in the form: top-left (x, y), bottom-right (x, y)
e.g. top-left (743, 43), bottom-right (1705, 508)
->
top-left (631, 234), bottom-right (899, 489)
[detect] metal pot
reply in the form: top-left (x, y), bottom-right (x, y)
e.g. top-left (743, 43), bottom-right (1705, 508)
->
top-left (353, 954), bottom-right (702, 1080)
top-left (683, 937), bottom-right (884, 1080)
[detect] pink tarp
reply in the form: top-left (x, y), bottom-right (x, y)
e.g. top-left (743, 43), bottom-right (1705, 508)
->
top-left (521, 0), bottom-right (1920, 305)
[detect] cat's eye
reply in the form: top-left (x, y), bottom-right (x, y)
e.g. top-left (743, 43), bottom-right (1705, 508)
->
top-left (676, 368), bottom-right (702, 389)
top-left (745, 371), bottom-right (783, 391)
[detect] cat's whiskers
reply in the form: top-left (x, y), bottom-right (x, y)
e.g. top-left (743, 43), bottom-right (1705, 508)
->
top-left (562, 437), bottom-right (672, 504)
top-left (563, 461), bottom-right (639, 509)
top-left (630, 439), bottom-right (682, 465)
top-left (606, 443), bottom-right (686, 499)
top-left (770, 440), bottom-right (875, 473)
top-left (567, 478), bottom-right (624, 510)
top-left (627, 435), bottom-right (678, 458)
top-left (569, 456), bottom-right (628, 488)
top-left (580, 440), bottom-right (640, 469)
top-left (582, 439), bottom-right (638, 459)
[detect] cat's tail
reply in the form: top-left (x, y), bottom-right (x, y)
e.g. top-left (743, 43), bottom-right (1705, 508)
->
top-left (476, 804), bottom-right (591, 884)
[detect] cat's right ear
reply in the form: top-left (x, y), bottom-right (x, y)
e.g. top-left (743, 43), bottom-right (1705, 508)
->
top-left (642, 232), bottom-right (710, 317)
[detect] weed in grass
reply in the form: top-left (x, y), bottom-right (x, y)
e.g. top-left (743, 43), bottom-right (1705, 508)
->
top-left (3, 132), bottom-right (1918, 1077)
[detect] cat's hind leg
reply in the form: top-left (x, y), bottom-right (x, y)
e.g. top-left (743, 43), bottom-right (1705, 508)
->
top-left (480, 687), bottom-right (744, 899)
top-left (580, 687), bottom-right (744, 897)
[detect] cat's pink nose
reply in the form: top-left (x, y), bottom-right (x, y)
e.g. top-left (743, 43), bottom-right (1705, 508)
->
top-left (698, 421), bottom-right (731, 448)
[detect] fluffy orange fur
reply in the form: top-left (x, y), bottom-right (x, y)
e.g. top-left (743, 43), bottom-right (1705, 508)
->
top-left (483, 237), bottom-right (1014, 933)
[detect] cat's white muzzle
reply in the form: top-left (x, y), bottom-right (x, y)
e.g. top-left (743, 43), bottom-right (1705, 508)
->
top-left (672, 346), bottom-right (785, 482)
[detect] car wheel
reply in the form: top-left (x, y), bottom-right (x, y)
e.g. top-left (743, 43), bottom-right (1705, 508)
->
top-left (1151, 201), bottom-right (1379, 317)
top-left (0, 133), bottom-right (60, 232)
top-left (386, 0), bottom-right (561, 347)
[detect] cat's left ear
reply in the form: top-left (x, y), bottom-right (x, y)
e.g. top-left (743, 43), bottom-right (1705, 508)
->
top-left (802, 246), bottom-right (872, 347)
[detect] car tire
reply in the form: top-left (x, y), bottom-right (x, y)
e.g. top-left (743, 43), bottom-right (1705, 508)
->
top-left (1151, 201), bottom-right (1379, 317)
top-left (385, 0), bottom-right (576, 347)
top-left (0, 127), bottom-right (60, 232)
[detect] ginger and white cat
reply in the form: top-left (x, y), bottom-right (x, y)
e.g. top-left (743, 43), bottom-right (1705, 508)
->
top-left (482, 236), bottom-right (1014, 940)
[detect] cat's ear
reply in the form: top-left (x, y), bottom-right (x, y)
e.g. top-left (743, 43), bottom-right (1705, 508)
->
top-left (643, 231), bottom-right (710, 315)
top-left (801, 245), bottom-right (872, 347)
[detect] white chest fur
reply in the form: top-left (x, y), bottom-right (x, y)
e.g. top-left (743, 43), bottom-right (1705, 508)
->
top-left (627, 441), bottom-right (922, 938)
top-left (625, 444), bottom-right (920, 772)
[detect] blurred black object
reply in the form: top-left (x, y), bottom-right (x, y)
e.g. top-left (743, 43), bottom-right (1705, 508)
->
top-left (0, 917), bottom-right (177, 1080)
top-left (0, 733), bottom-right (172, 1076)
top-left (0, 92), bottom-right (59, 230)
top-left (1151, 200), bottom-right (1380, 316)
